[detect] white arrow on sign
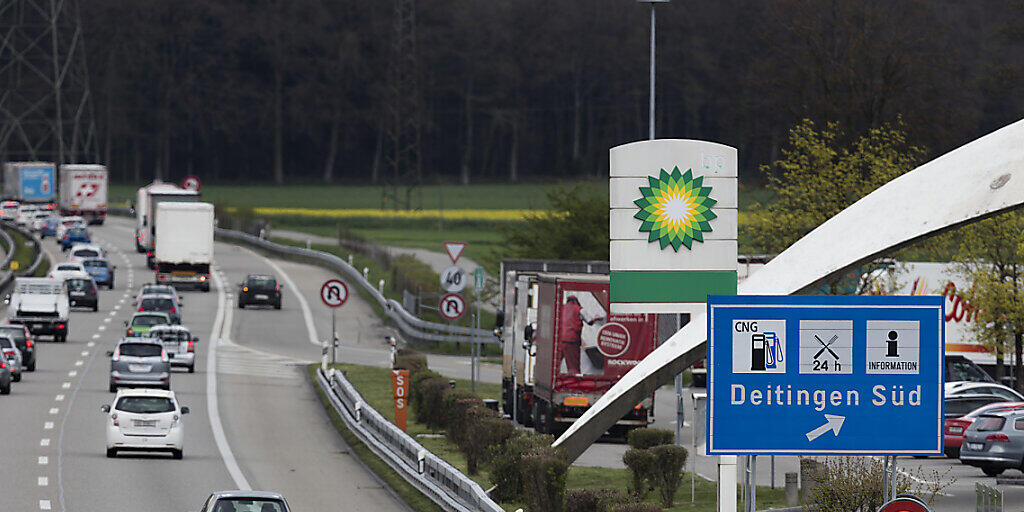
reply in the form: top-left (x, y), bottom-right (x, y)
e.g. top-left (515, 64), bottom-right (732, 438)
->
top-left (805, 414), bottom-right (846, 442)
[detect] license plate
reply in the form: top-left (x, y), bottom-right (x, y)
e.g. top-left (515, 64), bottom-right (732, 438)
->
top-left (133, 420), bottom-right (156, 427)
top-left (172, 270), bottom-right (195, 276)
top-left (255, 294), bottom-right (268, 300)
top-left (968, 443), bottom-right (984, 451)
top-left (70, 291), bottom-right (84, 296)
top-left (128, 364), bottom-right (151, 373)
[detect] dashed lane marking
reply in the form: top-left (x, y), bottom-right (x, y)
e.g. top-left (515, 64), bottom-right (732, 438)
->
top-left (39, 500), bottom-right (50, 510)
top-left (67, 371), bottom-right (76, 377)
top-left (87, 342), bottom-right (95, 347)
top-left (55, 394), bottom-right (64, 401)
top-left (38, 477), bottom-right (48, 486)
top-left (48, 408), bottom-right (58, 415)
top-left (38, 456), bottom-right (47, 465)
top-left (60, 383), bottom-right (69, 389)
top-left (44, 422), bottom-right (53, 430)
top-left (40, 439), bottom-right (49, 447)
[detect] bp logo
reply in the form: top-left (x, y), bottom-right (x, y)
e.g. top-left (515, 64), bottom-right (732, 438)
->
top-left (633, 167), bottom-right (717, 251)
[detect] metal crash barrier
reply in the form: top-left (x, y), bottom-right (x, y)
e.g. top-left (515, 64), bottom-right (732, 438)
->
top-left (976, 482), bottom-right (1002, 512)
top-left (316, 367), bottom-right (503, 512)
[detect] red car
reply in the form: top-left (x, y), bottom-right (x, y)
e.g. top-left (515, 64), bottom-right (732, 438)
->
top-left (945, 402), bottom-right (1024, 458)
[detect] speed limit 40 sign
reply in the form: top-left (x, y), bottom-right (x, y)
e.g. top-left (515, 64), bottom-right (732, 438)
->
top-left (440, 265), bottom-right (467, 293)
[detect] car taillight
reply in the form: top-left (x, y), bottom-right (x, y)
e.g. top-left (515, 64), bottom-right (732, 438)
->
top-left (112, 347), bottom-right (120, 361)
top-left (2, 349), bottom-right (13, 357)
top-left (111, 413), bottom-right (119, 426)
top-left (26, 339), bottom-right (32, 348)
top-left (139, 307), bottom-right (144, 312)
top-left (242, 286), bottom-right (248, 292)
top-left (986, 434), bottom-right (1010, 442)
top-left (161, 349), bottom-right (168, 363)
top-left (57, 323), bottom-right (65, 330)
top-left (187, 340), bottom-right (194, 353)
top-left (170, 308), bottom-right (176, 314)
top-left (275, 285), bottom-right (280, 291)
top-left (126, 328), bottom-right (134, 336)
top-left (0, 361), bottom-right (5, 369)
top-left (200, 275), bottom-right (207, 282)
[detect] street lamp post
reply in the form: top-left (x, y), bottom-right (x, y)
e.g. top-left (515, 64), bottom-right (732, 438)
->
top-left (638, 0), bottom-right (669, 140)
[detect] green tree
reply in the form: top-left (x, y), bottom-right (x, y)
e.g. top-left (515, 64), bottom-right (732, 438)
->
top-left (749, 119), bottom-right (926, 293)
top-left (499, 184), bottom-right (609, 261)
top-left (956, 212), bottom-right (1024, 389)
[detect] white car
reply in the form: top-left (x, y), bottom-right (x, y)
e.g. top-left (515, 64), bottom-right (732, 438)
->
top-left (31, 212), bottom-right (54, 231)
top-left (101, 388), bottom-right (188, 459)
top-left (68, 244), bottom-right (105, 262)
top-left (945, 381), bottom-right (1024, 402)
top-left (16, 204), bottom-right (40, 226)
top-left (48, 262), bottom-right (89, 282)
top-left (1, 201), bottom-right (19, 220)
top-left (55, 216), bottom-right (86, 240)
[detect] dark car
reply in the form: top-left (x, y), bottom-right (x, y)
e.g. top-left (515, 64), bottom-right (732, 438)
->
top-left (0, 358), bottom-right (10, 394)
top-left (137, 295), bottom-right (181, 324)
top-left (67, 277), bottom-right (99, 311)
top-left (946, 355), bottom-right (995, 384)
top-left (238, 274), bottom-right (282, 309)
top-left (81, 257), bottom-right (115, 289)
top-left (59, 227), bottom-right (90, 251)
top-left (0, 324), bottom-right (35, 372)
top-left (945, 394), bottom-right (1008, 419)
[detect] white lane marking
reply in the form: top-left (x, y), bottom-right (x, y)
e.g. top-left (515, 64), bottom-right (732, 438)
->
top-left (40, 439), bottom-right (49, 446)
top-left (55, 394), bottom-right (64, 401)
top-left (252, 252), bottom-right (318, 345)
top-left (67, 371), bottom-right (76, 377)
top-left (206, 267), bottom-right (252, 490)
top-left (113, 305), bottom-right (120, 311)
top-left (38, 456), bottom-right (48, 465)
top-left (39, 500), bottom-right (51, 510)
top-left (80, 351), bottom-right (88, 356)
top-left (74, 360), bottom-right (83, 367)
top-left (108, 311), bottom-right (116, 317)
top-left (103, 318), bottom-right (110, 323)
top-left (61, 382), bottom-right (70, 389)
top-left (87, 342), bottom-right (95, 347)
top-left (49, 408), bottom-right (58, 415)
top-left (91, 334), bottom-right (99, 339)
top-left (38, 476), bottom-right (48, 486)
top-left (44, 422), bottom-right (53, 429)
top-left (97, 325), bottom-right (106, 331)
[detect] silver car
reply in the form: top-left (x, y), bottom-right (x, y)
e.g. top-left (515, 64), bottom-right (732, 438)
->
top-left (107, 338), bottom-right (170, 392)
top-left (199, 490), bottom-right (291, 512)
top-left (960, 409), bottom-right (1024, 476)
top-left (0, 335), bottom-right (23, 382)
top-left (146, 324), bottom-right (197, 373)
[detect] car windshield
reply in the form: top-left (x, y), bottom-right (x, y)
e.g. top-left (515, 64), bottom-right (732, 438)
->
top-left (68, 228), bottom-right (87, 236)
top-left (57, 264), bottom-right (80, 271)
top-left (212, 499), bottom-right (286, 512)
top-left (975, 416), bottom-right (1006, 432)
top-left (115, 396), bottom-right (175, 413)
top-left (141, 298), bottom-right (173, 310)
top-left (0, 327), bottom-right (26, 343)
top-left (0, 337), bottom-right (15, 350)
top-left (947, 360), bottom-right (995, 383)
top-left (132, 315), bottom-right (166, 327)
top-left (247, 277), bottom-right (276, 288)
top-left (67, 279), bottom-right (95, 292)
top-left (75, 250), bottom-right (100, 258)
top-left (118, 343), bottom-right (162, 357)
top-left (82, 259), bottom-right (106, 268)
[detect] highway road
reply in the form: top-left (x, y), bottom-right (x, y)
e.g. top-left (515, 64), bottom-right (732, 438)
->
top-left (6, 216), bottom-right (1024, 512)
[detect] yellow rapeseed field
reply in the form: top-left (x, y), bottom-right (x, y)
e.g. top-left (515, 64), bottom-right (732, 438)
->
top-left (252, 207), bottom-right (543, 221)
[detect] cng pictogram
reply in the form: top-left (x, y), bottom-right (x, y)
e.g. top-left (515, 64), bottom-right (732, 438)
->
top-left (320, 279), bottom-right (348, 308)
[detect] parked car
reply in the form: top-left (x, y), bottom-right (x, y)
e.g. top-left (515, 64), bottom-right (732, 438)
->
top-left (125, 312), bottom-right (171, 337)
top-left (945, 394), bottom-right (1008, 419)
top-left (960, 409), bottom-right (1024, 476)
top-left (68, 243), bottom-right (105, 262)
top-left (198, 491), bottom-right (291, 512)
top-left (237, 274), bottom-right (282, 309)
top-left (0, 358), bottom-right (10, 394)
top-left (136, 295), bottom-right (180, 324)
top-left (946, 355), bottom-right (996, 383)
top-left (946, 381), bottom-right (1024, 402)
top-left (81, 257), bottom-right (115, 289)
top-left (0, 335), bottom-right (22, 382)
top-left (0, 325), bottom-right (34, 372)
top-left (101, 388), bottom-right (188, 458)
top-left (59, 227), bottom-right (90, 251)
top-left (107, 338), bottom-right (171, 392)
top-left (67, 277), bottom-right (99, 311)
top-left (946, 402), bottom-right (1024, 458)
top-left (146, 324), bottom-right (197, 373)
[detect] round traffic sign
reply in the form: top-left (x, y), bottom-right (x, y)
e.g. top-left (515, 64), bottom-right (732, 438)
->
top-left (878, 496), bottom-right (931, 512)
top-left (182, 175), bottom-right (202, 192)
top-left (439, 293), bottom-right (466, 320)
top-left (439, 265), bottom-right (467, 293)
top-left (320, 279), bottom-right (349, 308)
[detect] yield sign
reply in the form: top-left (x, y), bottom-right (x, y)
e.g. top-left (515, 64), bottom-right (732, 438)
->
top-left (443, 241), bottom-right (467, 264)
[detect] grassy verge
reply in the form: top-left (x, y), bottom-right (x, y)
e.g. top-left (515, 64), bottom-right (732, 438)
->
top-left (3, 227), bottom-right (46, 276)
top-left (333, 362), bottom-right (788, 512)
top-left (306, 365), bottom-right (444, 512)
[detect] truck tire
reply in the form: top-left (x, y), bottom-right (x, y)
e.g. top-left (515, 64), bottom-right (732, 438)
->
top-left (2, 382), bottom-right (11, 394)
top-left (12, 372), bottom-right (20, 382)
top-left (106, 448), bottom-right (117, 458)
top-left (92, 303), bottom-right (99, 312)
top-left (27, 360), bottom-right (35, 372)
top-left (238, 301), bottom-right (244, 309)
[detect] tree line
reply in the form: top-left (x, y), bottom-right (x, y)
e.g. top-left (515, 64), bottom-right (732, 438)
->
top-left (82, 0), bottom-right (1023, 187)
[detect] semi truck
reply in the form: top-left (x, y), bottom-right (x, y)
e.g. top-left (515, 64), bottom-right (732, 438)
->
top-left (507, 272), bottom-right (658, 436)
top-left (3, 162), bottom-right (56, 203)
top-left (5, 278), bottom-right (70, 342)
top-left (59, 164), bottom-right (108, 224)
top-left (135, 181), bottom-right (199, 259)
top-left (154, 201), bottom-right (214, 291)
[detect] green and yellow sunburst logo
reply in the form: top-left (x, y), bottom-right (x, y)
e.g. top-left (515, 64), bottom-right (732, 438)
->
top-left (633, 167), bottom-right (717, 251)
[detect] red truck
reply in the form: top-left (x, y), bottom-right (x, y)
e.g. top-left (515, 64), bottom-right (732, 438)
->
top-left (529, 273), bottom-right (657, 436)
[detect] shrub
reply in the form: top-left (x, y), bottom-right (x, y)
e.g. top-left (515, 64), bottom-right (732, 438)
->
top-left (564, 489), bottom-right (629, 512)
top-left (626, 428), bottom-right (674, 450)
top-left (393, 353), bottom-right (428, 375)
top-left (521, 447), bottom-right (569, 512)
top-left (444, 392), bottom-right (482, 444)
top-left (807, 457), bottom-right (953, 512)
top-left (649, 445), bottom-right (687, 507)
top-left (622, 448), bottom-right (656, 499)
top-left (410, 369), bottom-right (442, 420)
top-left (461, 413), bottom-right (514, 475)
top-left (489, 431), bottom-right (555, 502)
top-left (610, 504), bottom-right (661, 512)
top-left (417, 378), bottom-right (451, 429)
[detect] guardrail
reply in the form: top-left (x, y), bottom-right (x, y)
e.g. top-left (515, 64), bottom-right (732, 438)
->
top-left (0, 220), bottom-right (46, 292)
top-left (317, 367), bottom-right (504, 512)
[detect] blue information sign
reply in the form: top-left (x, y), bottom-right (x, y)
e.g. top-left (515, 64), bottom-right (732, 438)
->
top-left (707, 295), bottom-right (944, 456)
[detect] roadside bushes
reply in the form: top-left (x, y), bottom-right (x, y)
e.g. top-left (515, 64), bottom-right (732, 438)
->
top-left (393, 349), bottom-right (428, 375)
top-left (622, 428), bottom-right (687, 507)
top-left (489, 431), bottom-right (555, 502)
top-left (521, 447), bottom-right (569, 512)
top-left (564, 489), bottom-right (630, 512)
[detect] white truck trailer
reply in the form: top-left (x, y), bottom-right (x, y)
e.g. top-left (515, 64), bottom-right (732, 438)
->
top-left (59, 164), bottom-right (108, 224)
top-left (154, 202), bottom-right (214, 292)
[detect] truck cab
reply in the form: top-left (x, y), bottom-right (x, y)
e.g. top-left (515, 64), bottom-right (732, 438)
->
top-left (6, 278), bottom-right (70, 342)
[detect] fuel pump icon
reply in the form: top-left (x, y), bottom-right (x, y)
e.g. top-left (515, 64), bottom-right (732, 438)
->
top-left (750, 332), bottom-right (783, 371)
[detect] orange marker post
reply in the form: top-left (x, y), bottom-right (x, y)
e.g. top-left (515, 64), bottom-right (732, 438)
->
top-left (392, 369), bottom-right (410, 431)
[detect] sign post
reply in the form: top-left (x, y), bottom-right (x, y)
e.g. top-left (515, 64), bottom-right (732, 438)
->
top-left (320, 279), bottom-right (349, 365)
top-left (392, 369), bottom-right (410, 431)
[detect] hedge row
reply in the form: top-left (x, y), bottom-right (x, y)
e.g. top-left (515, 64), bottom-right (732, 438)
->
top-left (622, 429), bottom-right (688, 507)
